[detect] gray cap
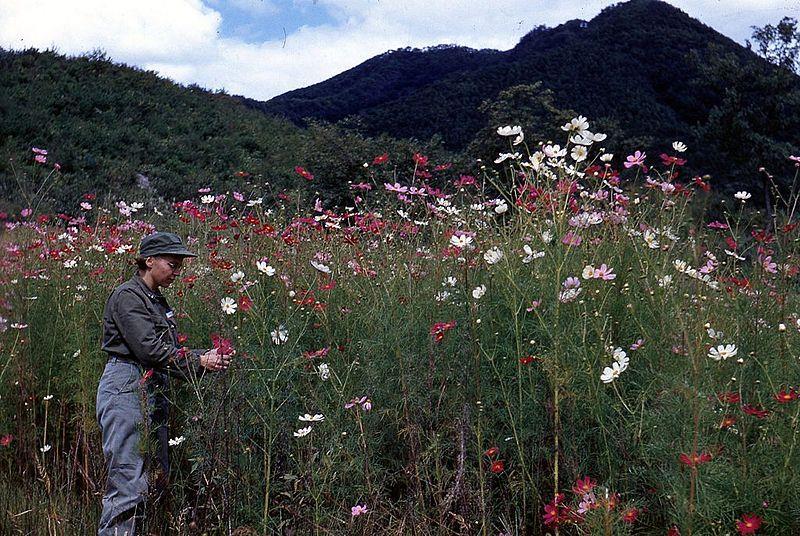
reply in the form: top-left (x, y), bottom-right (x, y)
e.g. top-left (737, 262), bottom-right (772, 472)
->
top-left (139, 232), bottom-right (197, 258)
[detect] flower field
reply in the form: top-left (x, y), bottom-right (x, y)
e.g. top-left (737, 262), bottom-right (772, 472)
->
top-left (2, 119), bottom-right (800, 534)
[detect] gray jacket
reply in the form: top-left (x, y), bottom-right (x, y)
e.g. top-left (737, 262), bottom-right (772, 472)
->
top-left (101, 273), bottom-right (203, 380)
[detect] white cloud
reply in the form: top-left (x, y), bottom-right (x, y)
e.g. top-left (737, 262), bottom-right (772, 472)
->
top-left (0, 0), bottom-right (795, 100)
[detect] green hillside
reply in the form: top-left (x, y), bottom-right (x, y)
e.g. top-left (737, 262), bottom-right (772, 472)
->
top-left (0, 49), bottom-right (306, 211)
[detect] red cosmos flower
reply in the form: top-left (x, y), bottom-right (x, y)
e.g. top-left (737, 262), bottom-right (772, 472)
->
top-left (679, 451), bottom-right (713, 467)
top-left (484, 446), bottom-right (499, 458)
top-left (302, 347), bottom-right (330, 360)
top-left (238, 295), bottom-right (254, 312)
top-left (621, 507), bottom-right (639, 524)
top-left (294, 166), bottom-right (314, 181)
top-left (719, 415), bottom-right (737, 429)
top-left (430, 320), bottom-right (456, 342)
top-left (774, 388), bottom-right (799, 403)
top-left (177, 333), bottom-right (189, 345)
top-left (572, 476), bottom-right (597, 495)
top-left (211, 333), bottom-right (234, 356)
top-left (519, 355), bottom-right (539, 365)
top-left (717, 392), bottom-right (741, 404)
top-left (693, 176), bottom-right (710, 192)
top-left (0, 434), bottom-right (13, 447)
top-left (434, 162), bottom-right (452, 171)
top-left (660, 153), bottom-right (687, 166)
top-left (453, 175), bottom-right (476, 188)
top-left (490, 460), bottom-right (505, 474)
top-left (543, 494), bottom-right (569, 527)
top-left (234, 170), bottom-right (250, 178)
top-left (736, 513), bottom-right (762, 534)
top-left (742, 404), bottom-right (770, 418)
top-left (140, 369), bottom-right (154, 385)
top-left (667, 525), bottom-right (681, 536)
top-left (372, 153), bottom-right (389, 165)
top-left (412, 153), bottom-right (428, 167)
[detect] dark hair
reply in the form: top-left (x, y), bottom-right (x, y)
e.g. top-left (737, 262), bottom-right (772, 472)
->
top-left (135, 256), bottom-right (149, 271)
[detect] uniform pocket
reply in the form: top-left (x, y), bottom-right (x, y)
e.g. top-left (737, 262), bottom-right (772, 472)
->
top-left (100, 361), bottom-right (141, 395)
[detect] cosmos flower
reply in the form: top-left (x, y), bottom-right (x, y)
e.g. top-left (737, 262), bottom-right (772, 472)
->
top-left (220, 297), bottom-right (237, 315)
top-left (293, 426), bottom-right (312, 438)
top-left (708, 344), bottom-right (737, 361)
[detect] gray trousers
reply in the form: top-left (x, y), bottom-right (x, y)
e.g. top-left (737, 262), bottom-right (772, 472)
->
top-left (96, 358), bottom-right (170, 536)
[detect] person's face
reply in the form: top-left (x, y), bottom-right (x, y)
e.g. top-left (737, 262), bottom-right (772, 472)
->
top-left (146, 255), bottom-right (185, 288)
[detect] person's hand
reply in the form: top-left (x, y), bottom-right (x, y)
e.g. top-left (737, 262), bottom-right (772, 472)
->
top-left (200, 348), bottom-right (233, 371)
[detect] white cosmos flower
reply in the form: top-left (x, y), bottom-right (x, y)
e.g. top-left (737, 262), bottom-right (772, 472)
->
top-left (600, 360), bottom-right (627, 383)
top-left (449, 234), bottom-right (474, 249)
top-left (672, 141), bottom-right (687, 153)
top-left (543, 144), bottom-right (567, 158)
top-left (522, 244), bottom-right (544, 263)
top-left (600, 153), bottom-right (613, 162)
top-left (497, 125), bottom-right (523, 136)
top-left (643, 230), bottom-right (660, 249)
top-left (673, 260), bottom-right (689, 273)
top-left (612, 347), bottom-right (627, 364)
top-left (494, 152), bottom-right (521, 164)
top-left (512, 132), bottom-right (524, 146)
top-left (200, 195), bottom-right (215, 204)
top-left (472, 285), bottom-right (487, 299)
top-left (708, 344), bottom-right (738, 361)
top-left (63, 259), bottom-right (77, 268)
top-left (310, 260), bottom-right (332, 274)
top-left (434, 290), bottom-right (451, 302)
top-left (541, 230), bottom-right (554, 244)
top-left (561, 115), bottom-right (589, 133)
top-left (246, 197), bottom-right (263, 207)
top-left (657, 275), bottom-right (673, 288)
top-left (298, 414), bottom-right (325, 422)
top-left (317, 363), bottom-right (330, 381)
top-left (43, 395), bottom-right (53, 401)
top-left (724, 250), bottom-right (746, 261)
top-left (220, 297), bottom-right (237, 315)
top-left (494, 201), bottom-right (509, 214)
top-left (231, 270), bottom-right (245, 283)
top-left (257, 261), bottom-right (276, 276)
top-left (483, 247), bottom-right (504, 265)
top-left (293, 426), bottom-right (312, 438)
top-left (40, 444), bottom-right (52, 453)
top-left (571, 145), bottom-right (588, 162)
top-left (271, 325), bottom-right (289, 345)
top-left (582, 265), bottom-right (595, 279)
top-left (734, 191), bottom-right (751, 201)
top-left (444, 276), bottom-right (458, 287)
top-left (707, 328), bottom-right (724, 340)
top-left (168, 436), bottom-right (186, 447)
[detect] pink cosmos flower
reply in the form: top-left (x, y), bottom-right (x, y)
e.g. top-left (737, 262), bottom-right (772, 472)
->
top-left (351, 504), bottom-right (368, 517)
top-left (624, 151), bottom-right (646, 169)
top-left (630, 339), bottom-right (645, 351)
top-left (761, 255), bottom-right (777, 273)
top-left (561, 231), bottom-right (582, 247)
top-left (384, 182), bottom-right (409, 194)
top-left (34, 154), bottom-right (47, 164)
top-left (593, 263), bottom-right (616, 280)
top-left (233, 191), bottom-right (245, 202)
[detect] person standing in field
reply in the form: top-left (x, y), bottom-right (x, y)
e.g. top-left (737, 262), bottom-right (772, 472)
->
top-left (96, 231), bottom-right (231, 535)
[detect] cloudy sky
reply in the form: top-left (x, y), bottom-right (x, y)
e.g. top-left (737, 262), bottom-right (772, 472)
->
top-left (1, 0), bottom-right (797, 101)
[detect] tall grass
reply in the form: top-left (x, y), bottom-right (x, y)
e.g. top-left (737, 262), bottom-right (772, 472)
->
top-left (1, 123), bottom-right (799, 534)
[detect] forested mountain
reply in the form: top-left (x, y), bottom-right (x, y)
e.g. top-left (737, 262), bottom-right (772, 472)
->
top-left (255, 0), bottom-right (800, 191)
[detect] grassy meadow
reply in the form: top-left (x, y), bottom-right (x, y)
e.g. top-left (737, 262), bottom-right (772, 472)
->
top-left (1, 120), bottom-right (799, 535)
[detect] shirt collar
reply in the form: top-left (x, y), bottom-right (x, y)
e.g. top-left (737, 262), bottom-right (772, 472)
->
top-left (131, 273), bottom-right (163, 301)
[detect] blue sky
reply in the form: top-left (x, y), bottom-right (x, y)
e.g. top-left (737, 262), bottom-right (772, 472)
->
top-left (1, 0), bottom-right (798, 100)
